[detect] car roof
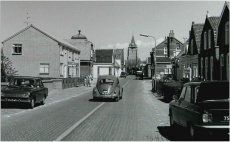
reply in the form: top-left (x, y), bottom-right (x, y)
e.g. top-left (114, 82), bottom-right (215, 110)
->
top-left (183, 80), bottom-right (229, 87)
top-left (98, 75), bottom-right (117, 80)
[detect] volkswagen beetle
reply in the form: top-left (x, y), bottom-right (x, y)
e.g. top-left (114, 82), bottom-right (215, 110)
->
top-left (93, 75), bottom-right (123, 102)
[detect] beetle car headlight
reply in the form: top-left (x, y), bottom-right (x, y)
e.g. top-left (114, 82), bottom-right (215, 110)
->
top-left (203, 113), bottom-right (212, 123)
top-left (22, 92), bottom-right (30, 97)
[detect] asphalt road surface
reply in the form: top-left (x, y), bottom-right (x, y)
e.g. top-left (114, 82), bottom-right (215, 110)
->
top-left (1, 76), bottom-right (228, 141)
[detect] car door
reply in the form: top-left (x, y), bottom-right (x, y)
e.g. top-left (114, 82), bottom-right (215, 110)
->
top-left (179, 85), bottom-right (192, 127)
top-left (171, 86), bottom-right (187, 125)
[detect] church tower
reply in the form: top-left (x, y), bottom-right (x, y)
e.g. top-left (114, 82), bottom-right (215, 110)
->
top-left (127, 35), bottom-right (138, 61)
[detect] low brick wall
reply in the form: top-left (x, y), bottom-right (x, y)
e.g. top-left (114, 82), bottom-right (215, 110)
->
top-left (1, 77), bottom-right (85, 92)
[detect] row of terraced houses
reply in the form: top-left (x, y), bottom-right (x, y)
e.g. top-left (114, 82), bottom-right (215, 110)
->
top-left (151, 2), bottom-right (229, 82)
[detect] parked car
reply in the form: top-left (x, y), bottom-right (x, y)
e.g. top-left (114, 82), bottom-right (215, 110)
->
top-left (1, 76), bottom-right (48, 109)
top-left (136, 71), bottom-right (143, 80)
top-left (93, 75), bottom-right (123, 102)
top-left (120, 72), bottom-right (127, 78)
top-left (169, 81), bottom-right (229, 139)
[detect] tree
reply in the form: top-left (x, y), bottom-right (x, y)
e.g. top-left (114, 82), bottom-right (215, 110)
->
top-left (126, 58), bottom-right (142, 69)
top-left (1, 53), bottom-right (18, 82)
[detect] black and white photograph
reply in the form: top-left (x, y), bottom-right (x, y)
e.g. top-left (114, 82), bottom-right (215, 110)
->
top-left (1, 0), bottom-right (229, 141)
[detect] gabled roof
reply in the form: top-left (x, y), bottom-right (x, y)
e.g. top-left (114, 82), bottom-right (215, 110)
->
top-left (207, 16), bottom-right (220, 46)
top-left (155, 36), bottom-right (183, 50)
top-left (2, 24), bottom-right (81, 52)
top-left (219, 1), bottom-right (229, 22)
top-left (176, 39), bottom-right (189, 58)
top-left (208, 16), bottom-right (221, 31)
top-left (192, 23), bottom-right (204, 53)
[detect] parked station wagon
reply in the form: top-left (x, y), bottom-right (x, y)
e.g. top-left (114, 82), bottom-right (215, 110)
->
top-left (93, 75), bottom-right (123, 102)
top-left (169, 81), bottom-right (229, 139)
top-left (1, 76), bottom-right (48, 109)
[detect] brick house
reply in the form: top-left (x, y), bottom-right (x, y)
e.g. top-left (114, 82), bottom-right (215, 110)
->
top-left (93, 49), bottom-right (121, 78)
top-left (178, 22), bottom-right (204, 81)
top-left (217, 2), bottom-right (229, 80)
top-left (2, 24), bottom-right (81, 78)
top-left (65, 30), bottom-right (95, 77)
top-left (200, 13), bottom-right (220, 81)
top-left (152, 30), bottom-right (183, 77)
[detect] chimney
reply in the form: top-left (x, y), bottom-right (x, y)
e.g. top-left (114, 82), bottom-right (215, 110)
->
top-left (169, 30), bottom-right (174, 38)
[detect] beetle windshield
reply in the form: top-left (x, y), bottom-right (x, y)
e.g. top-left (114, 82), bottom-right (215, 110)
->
top-left (197, 82), bottom-right (229, 102)
top-left (98, 79), bottom-right (114, 85)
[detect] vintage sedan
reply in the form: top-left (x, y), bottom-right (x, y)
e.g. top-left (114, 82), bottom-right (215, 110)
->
top-left (1, 76), bottom-right (48, 109)
top-left (169, 81), bottom-right (229, 139)
top-left (93, 75), bottom-right (123, 102)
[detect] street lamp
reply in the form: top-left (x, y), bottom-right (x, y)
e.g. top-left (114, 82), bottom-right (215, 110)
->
top-left (140, 34), bottom-right (157, 92)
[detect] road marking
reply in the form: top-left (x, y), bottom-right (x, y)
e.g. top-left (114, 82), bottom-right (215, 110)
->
top-left (123, 80), bottom-right (130, 88)
top-left (54, 102), bottom-right (105, 141)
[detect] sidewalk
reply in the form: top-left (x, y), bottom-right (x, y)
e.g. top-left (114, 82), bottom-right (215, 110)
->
top-left (45, 79), bottom-right (97, 104)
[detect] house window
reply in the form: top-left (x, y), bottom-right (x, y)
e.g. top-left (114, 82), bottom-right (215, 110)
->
top-left (227, 53), bottom-right (229, 80)
top-left (208, 30), bottom-right (211, 49)
top-left (60, 63), bottom-right (63, 76)
top-left (72, 52), bottom-right (74, 61)
top-left (210, 56), bottom-right (213, 80)
top-left (164, 47), bottom-right (167, 55)
top-left (225, 21), bottom-right (229, 45)
top-left (204, 32), bottom-right (207, 50)
top-left (12, 44), bottom-right (22, 55)
top-left (205, 57), bottom-right (208, 80)
top-left (40, 63), bottom-right (49, 75)
top-left (220, 54), bottom-right (224, 80)
top-left (191, 39), bottom-right (193, 54)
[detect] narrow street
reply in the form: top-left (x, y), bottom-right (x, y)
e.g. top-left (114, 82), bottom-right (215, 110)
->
top-left (1, 76), bottom-right (170, 141)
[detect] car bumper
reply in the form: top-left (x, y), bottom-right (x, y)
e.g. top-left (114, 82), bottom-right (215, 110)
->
top-left (196, 125), bottom-right (230, 134)
top-left (1, 98), bottom-right (30, 103)
top-left (93, 94), bottom-right (118, 99)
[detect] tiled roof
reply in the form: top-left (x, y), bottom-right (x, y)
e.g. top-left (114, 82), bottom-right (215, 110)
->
top-left (176, 39), bottom-right (189, 58)
top-left (2, 24), bottom-right (81, 52)
top-left (208, 16), bottom-right (221, 31)
top-left (192, 23), bottom-right (204, 53)
top-left (95, 49), bottom-right (113, 63)
top-left (208, 16), bottom-right (220, 45)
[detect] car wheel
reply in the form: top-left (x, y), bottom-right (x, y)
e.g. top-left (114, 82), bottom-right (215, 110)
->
top-left (41, 95), bottom-right (46, 105)
top-left (29, 98), bottom-right (35, 109)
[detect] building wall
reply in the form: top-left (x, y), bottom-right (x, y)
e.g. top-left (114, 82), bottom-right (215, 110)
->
top-left (128, 48), bottom-right (138, 61)
top-left (2, 27), bottom-right (60, 78)
top-left (217, 5), bottom-right (229, 80)
top-left (93, 64), bottom-right (113, 79)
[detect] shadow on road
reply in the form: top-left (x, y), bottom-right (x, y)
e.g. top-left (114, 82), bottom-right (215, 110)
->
top-left (88, 98), bottom-right (119, 102)
top-left (1, 103), bottom-right (41, 109)
top-left (158, 126), bottom-right (229, 141)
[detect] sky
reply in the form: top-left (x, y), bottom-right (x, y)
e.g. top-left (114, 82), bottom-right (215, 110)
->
top-left (1, 0), bottom-right (225, 61)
